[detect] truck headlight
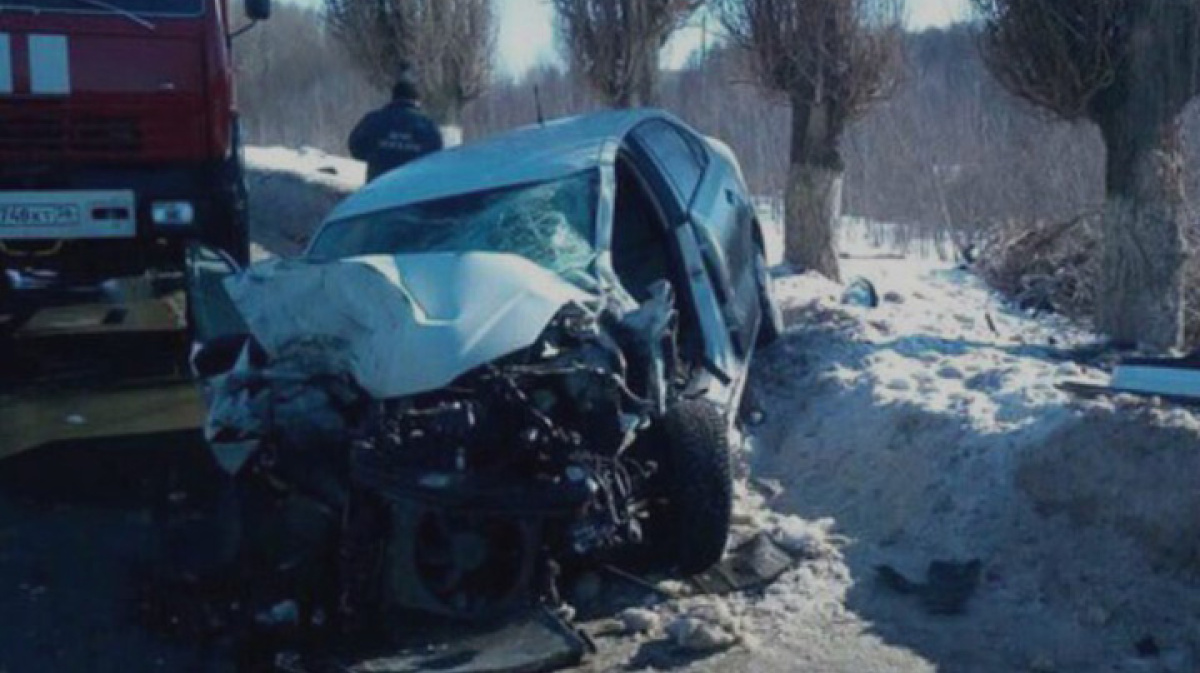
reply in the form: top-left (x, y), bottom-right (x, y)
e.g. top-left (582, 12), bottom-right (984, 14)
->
top-left (152, 201), bottom-right (195, 226)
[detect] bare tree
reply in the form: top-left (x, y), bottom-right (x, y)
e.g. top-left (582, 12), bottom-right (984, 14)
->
top-left (552, 0), bottom-right (701, 107)
top-left (974, 0), bottom-right (1200, 350)
top-left (715, 0), bottom-right (904, 281)
top-left (324, 0), bottom-right (495, 127)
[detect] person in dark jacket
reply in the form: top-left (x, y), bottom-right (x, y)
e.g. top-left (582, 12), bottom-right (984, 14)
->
top-left (348, 77), bottom-right (444, 182)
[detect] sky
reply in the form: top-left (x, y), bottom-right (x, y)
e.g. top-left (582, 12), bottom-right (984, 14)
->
top-left (496, 0), bottom-right (974, 77)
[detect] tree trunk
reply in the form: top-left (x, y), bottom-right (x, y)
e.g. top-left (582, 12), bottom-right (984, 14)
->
top-left (613, 47), bottom-right (658, 108)
top-left (784, 100), bottom-right (843, 281)
top-left (633, 52), bottom-right (658, 108)
top-left (1097, 119), bottom-right (1187, 350)
top-left (784, 163), bottom-right (843, 281)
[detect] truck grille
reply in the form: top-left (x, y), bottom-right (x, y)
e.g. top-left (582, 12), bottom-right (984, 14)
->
top-left (0, 114), bottom-right (142, 159)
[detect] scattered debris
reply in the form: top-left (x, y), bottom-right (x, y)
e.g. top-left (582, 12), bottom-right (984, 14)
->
top-left (1061, 352), bottom-right (1200, 405)
top-left (876, 559), bottom-right (982, 615)
top-left (840, 277), bottom-right (880, 308)
top-left (1135, 635), bottom-right (1161, 658)
top-left (603, 565), bottom-right (683, 600)
top-left (690, 533), bottom-right (796, 595)
top-left (985, 312), bottom-right (1000, 336)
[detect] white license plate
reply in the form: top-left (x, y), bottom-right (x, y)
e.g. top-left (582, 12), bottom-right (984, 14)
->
top-left (0, 203), bottom-right (81, 227)
top-left (0, 190), bottom-right (135, 239)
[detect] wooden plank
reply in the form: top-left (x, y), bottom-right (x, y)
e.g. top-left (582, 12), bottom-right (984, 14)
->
top-left (16, 293), bottom-right (185, 339)
top-left (0, 381), bottom-right (204, 460)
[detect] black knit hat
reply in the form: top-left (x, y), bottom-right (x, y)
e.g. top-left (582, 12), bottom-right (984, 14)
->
top-left (392, 72), bottom-right (419, 103)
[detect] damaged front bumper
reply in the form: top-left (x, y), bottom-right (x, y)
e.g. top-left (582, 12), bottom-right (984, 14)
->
top-left (195, 251), bottom-right (682, 622)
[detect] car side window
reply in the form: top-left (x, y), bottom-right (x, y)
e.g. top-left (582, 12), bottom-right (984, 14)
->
top-left (631, 121), bottom-right (709, 205)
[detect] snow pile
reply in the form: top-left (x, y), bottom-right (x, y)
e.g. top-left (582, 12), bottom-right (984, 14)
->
top-left (839, 218), bottom-right (959, 261)
top-left (593, 256), bottom-right (1200, 672)
top-left (739, 257), bottom-right (1200, 672)
top-left (245, 147), bottom-right (365, 257)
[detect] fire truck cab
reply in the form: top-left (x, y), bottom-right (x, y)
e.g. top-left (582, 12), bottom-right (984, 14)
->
top-left (0, 0), bottom-right (268, 291)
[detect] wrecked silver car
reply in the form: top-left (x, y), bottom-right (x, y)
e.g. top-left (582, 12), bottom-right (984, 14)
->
top-left (187, 110), bottom-right (783, 625)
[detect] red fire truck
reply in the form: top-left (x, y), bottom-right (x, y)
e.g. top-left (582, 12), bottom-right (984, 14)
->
top-left (0, 0), bottom-right (268, 297)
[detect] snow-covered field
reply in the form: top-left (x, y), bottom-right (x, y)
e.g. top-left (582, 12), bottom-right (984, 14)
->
top-left (243, 148), bottom-right (1200, 673)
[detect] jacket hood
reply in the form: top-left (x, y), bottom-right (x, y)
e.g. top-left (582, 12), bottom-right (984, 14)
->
top-left (224, 252), bottom-right (593, 399)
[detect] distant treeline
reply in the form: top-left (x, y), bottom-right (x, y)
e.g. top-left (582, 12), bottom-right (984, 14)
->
top-left (233, 4), bottom-right (1200, 234)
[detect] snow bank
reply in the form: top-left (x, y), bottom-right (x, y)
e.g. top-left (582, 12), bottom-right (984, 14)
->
top-left (742, 257), bottom-right (1200, 672)
top-left (591, 255), bottom-right (1200, 672)
top-left (245, 147), bottom-right (364, 257)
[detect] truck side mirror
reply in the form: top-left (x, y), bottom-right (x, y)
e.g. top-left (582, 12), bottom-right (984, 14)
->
top-left (244, 0), bottom-right (270, 21)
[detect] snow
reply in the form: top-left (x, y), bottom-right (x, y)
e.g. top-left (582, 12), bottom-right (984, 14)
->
top-left (588, 247), bottom-right (1200, 673)
top-left (245, 146), bottom-right (364, 258)
top-left (245, 146), bottom-right (365, 189)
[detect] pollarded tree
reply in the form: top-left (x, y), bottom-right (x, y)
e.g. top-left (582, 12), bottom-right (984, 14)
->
top-left (324, 0), bottom-right (495, 132)
top-left (552, 0), bottom-right (701, 107)
top-left (714, 0), bottom-right (904, 281)
top-left (974, 0), bottom-right (1200, 350)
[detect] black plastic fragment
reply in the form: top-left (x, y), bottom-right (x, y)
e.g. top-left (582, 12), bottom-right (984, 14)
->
top-left (690, 533), bottom-right (797, 595)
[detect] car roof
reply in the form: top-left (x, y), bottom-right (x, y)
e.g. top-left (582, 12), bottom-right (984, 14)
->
top-left (326, 108), bottom-right (674, 222)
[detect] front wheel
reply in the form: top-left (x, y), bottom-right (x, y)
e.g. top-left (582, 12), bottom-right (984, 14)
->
top-left (650, 400), bottom-right (733, 575)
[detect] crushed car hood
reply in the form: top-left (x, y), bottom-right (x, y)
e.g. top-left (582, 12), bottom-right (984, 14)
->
top-left (225, 252), bottom-right (594, 399)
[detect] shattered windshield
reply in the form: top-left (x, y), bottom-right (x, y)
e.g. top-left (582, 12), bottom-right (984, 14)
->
top-left (310, 171), bottom-right (600, 284)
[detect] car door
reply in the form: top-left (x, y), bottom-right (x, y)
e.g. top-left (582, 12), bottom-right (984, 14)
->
top-left (682, 135), bottom-right (761, 354)
top-left (630, 119), bottom-right (757, 357)
top-left (627, 119), bottom-right (739, 382)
